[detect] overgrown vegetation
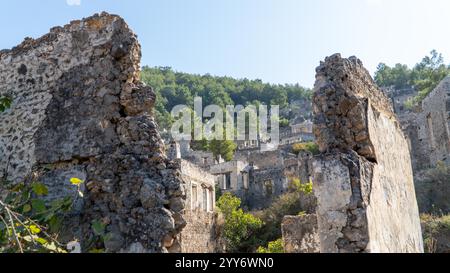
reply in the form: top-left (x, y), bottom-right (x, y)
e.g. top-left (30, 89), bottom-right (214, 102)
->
top-left (415, 162), bottom-right (450, 215)
top-left (0, 177), bottom-right (84, 253)
top-left (292, 142), bottom-right (320, 156)
top-left (216, 193), bottom-right (263, 253)
top-left (192, 137), bottom-right (237, 162)
top-left (217, 178), bottom-right (314, 253)
top-left (140, 66), bottom-right (312, 130)
top-left (249, 178), bottom-right (314, 252)
top-left (141, 67), bottom-right (312, 161)
top-left (256, 238), bottom-right (284, 253)
top-left (421, 214), bottom-right (450, 253)
top-left (374, 50), bottom-right (450, 108)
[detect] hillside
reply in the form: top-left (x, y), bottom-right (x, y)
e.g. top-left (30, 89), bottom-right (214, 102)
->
top-left (140, 66), bottom-right (313, 130)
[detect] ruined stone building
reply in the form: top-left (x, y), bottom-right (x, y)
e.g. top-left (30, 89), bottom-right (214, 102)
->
top-left (209, 149), bottom-right (314, 210)
top-left (173, 159), bottom-right (221, 253)
top-left (236, 120), bottom-right (315, 150)
top-left (311, 54), bottom-right (423, 253)
top-left (0, 13), bottom-right (187, 253)
top-left (384, 77), bottom-right (450, 170)
top-left (415, 77), bottom-right (450, 167)
top-left (384, 87), bottom-right (416, 114)
top-left (168, 120), bottom-right (316, 211)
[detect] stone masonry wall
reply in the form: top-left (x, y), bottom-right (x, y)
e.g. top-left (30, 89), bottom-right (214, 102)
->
top-left (0, 13), bottom-right (186, 253)
top-left (281, 214), bottom-right (320, 253)
top-left (312, 54), bottom-right (423, 253)
top-left (179, 210), bottom-right (223, 253)
top-left (417, 76), bottom-right (450, 167)
top-left (175, 159), bottom-right (219, 253)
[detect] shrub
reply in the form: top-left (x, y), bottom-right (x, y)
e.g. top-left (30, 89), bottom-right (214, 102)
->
top-left (256, 238), bottom-right (284, 253)
top-left (289, 178), bottom-right (313, 195)
top-left (250, 178), bottom-right (316, 253)
top-left (415, 162), bottom-right (450, 214)
top-left (292, 142), bottom-right (319, 156)
top-left (216, 193), bottom-right (263, 252)
top-left (421, 214), bottom-right (450, 253)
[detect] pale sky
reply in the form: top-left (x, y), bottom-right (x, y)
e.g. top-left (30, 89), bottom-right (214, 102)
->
top-left (1, 0), bottom-right (449, 87)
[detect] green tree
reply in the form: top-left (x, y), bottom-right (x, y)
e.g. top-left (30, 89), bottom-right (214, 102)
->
top-left (409, 50), bottom-right (450, 106)
top-left (374, 63), bottom-right (412, 89)
top-left (208, 139), bottom-right (237, 162)
top-left (216, 193), bottom-right (263, 252)
top-left (140, 67), bottom-right (311, 131)
top-left (256, 238), bottom-right (284, 253)
top-left (374, 50), bottom-right (450, 108)
top-left (249, 178), bottom-right (315, 253)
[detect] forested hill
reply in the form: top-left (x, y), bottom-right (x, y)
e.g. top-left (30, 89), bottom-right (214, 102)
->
top-left (374, 50), bottom-right (450, 108)
top-left (140, 66), bottom-right (312, 129)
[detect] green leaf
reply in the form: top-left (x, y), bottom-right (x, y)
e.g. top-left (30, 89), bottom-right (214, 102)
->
top-left (36, 237), bottom-right (48, 245)
top-left (70, 178), bottom-right (84, 186)
top-left (43, 211), bottom-right (56, 222)
top-left (22, 204), bottom-right (32, 213)
top-left (32, 183), bottom-right (49, 196)
top-left (29, 225), bottom-right (41, 235)
top-left (48, 216), bottom-right (62, 233)
top-left (61, 197), bottom-right (74, 212)
top-left (11, 182), bottom-right (25, 192)
top-left (92, 220), bottom-right (105, 236)
top-left (31, 199), bottom-right (46, 213)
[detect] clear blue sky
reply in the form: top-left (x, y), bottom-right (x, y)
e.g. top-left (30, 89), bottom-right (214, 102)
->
top-left (1, 0), bottom-right (449, 88)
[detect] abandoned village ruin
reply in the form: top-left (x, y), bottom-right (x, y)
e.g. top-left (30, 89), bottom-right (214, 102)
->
top-left (1, 13), bottom-right (449, 253)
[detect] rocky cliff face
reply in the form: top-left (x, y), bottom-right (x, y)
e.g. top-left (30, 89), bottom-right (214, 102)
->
top-left (0, 13), bottom-right (185, 253)
top-left (312, 54), bottom-right (423, 253)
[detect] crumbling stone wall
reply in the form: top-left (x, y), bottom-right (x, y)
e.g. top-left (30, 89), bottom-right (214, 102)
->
top-left (179, 210), bottom-right (223, 253)
top-left (281, 214), bottom-right (320, 253)
top-left (388, 77), bottom-right (450, 170)
top-left (312, 54), bottom-right (423, 253)
top-left (0, 13), bottom-right (185, 253)
top-left (417, 76), bottom-right (450, 167)
top-left (245, 167), bottom-right (289, 210)
top-left (175, 159), bottom-right (221, 253)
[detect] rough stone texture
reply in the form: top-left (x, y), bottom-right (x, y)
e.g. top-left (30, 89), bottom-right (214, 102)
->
top-left (416, 76), bottom-right (450, 167)
top-left (281, 215), bottom-right (320, 253)
top-left (174, 159), bottom-right (221, 253)
top-left (0, 13), bottom-right (185, 253)
top-left (245, 167), bottom-right (288, 210)
top-left (386, 77), bottom-right (450, 170)
top-left (312, 54), bottom-right (423, 253)
top-left (179, 210), bottom-right (223, 253)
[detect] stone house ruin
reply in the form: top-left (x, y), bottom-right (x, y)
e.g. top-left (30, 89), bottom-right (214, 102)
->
top-left (416, 76), bottom-right (450, 167)
top-left (236, 120), bottom-right (315, 150)
top-left (384, 77), bottom-right (450, 170)
top-left (174, 159), bottom-right (221, 253)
